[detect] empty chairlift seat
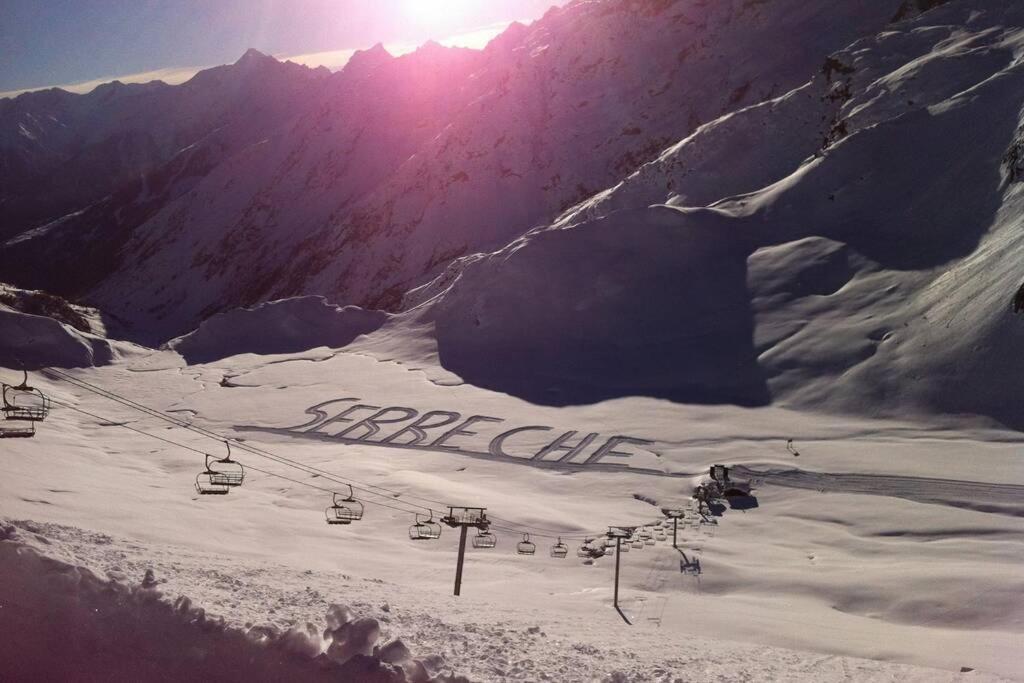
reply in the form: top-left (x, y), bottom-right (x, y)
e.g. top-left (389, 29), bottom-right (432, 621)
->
top-left (472, 529), bottom-right (497, 549)
top-left (409, 512), bottom-right (443, 540)
top-left (2, 370), bottom-right (51, 422)
top-left (195, 455), bottom-right (231, 496)
top-left (550, 538), bottom-right (569, 559)
top-left (516, 534), bottom-right (536, 555)
top-left (326, 487), bottom-right (364, 525)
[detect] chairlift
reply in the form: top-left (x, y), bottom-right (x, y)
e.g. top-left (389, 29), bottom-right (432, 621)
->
top-left (326, 487), bottom-right (363, 525)
top-left (472, 529), bottom-right (497, 549)
top-left (619, 542), bottom-right (630, 553)
top-left (631, 538), bottom-right (644, 549)
top-left (195, 455), bottom-right (230, 496)
top-left (2, 369), bottom-right (50, 422)
top-left (207, 443), bottom-right (244, 487)
top-left (655, 532), bottom-right (668, 542)
top-left (551, 537), bottom-right (569, 558)
top-left (409, 511), bottom-right (442, 540)
top-left (0, 420), bottom-right (35, 438)
top-left (335, 485), bottom-right (364, 521)
top-left (638, 527), bottom-right (653, 541)
top-left (644, 537), bottom-right (656, 546)
top-left (516, 533), bottom-right (536, 555)
top-left (576, 539), bottom-right (593, 558)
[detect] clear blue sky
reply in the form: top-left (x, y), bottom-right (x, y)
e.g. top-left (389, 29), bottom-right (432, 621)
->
top-left (0, 0), bottom-right (563, 93)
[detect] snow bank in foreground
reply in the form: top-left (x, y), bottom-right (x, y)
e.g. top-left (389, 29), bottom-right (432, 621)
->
top-left (0, 306), bottom-right (115, 369)
top-left (168, 296), bottom-right (389, 363)
top-left (0, 524), bottom-right (464, 682)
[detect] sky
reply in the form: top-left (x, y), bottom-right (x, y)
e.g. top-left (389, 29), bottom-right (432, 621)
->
top-left (0, 0), bottom-right (564, 98)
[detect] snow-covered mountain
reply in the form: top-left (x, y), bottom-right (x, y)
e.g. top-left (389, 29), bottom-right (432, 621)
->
top-left (3, 0), bottom-right (1024, 431)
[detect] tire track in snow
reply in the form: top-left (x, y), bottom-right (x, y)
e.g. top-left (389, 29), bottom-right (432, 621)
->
top-left (733, 466), bottom-right (1024, 517)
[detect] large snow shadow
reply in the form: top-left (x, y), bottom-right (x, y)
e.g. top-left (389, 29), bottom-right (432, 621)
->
top-left (428, 207), bottom-right (769, 407)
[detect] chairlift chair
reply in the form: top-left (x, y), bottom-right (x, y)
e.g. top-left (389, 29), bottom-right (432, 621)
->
top-left (516, 533), bottom-right (536, 555)
top-left (655, 532), bottom-right (668, 542)
top-left (0, 420), bottom-right (35, 438)
top-left (206, 444), bottom-right (244, 488)
top-left (326, 488), bottom-right (363, 525)
top-left (333, 485), bottom-right (364, 522)
top-left (638, 527), bottom-right (653, 541)
top-left (619, 542), bottom-right (630, 553)
top-left (409, 512), bottom-right (443, 540)
top-left (551, 537), bottom-right (569, 558)
top-left (2, 370), bottom-right (50, 422)
top-left (472, 529), bottom-right (497, 549)
top-left (195, 456), bottom-right (230, 496)
top-left (576, 539), bottom-right (593, 558)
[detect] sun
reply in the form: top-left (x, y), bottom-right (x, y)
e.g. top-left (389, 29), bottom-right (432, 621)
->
top-left (405, 0), bottom-right (471, 27)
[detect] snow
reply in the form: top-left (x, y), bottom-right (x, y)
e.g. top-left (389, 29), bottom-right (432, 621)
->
top-left (2, 348), bottom-right (1022, 680)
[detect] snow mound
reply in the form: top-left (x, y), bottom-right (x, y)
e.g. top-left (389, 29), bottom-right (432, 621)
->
top-left (0, 524), bottom-right (463, 682)
top-left (168, 296), bottom-right (388, 364)
top-left (0, 305), bottom-right (114, 369)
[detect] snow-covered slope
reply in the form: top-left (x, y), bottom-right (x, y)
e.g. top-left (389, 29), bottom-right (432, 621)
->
top-left (382, 0), bottom-right (1024, 430)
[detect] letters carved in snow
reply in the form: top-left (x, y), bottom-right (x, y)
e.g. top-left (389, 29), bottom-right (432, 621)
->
top-left (260, 397), bottom-right (656, 471)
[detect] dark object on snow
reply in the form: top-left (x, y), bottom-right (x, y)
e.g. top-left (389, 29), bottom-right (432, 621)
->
top-left (787, 439), bottom-right (801, 457)
top-left (1014, 282), bottom-right (1024, 314)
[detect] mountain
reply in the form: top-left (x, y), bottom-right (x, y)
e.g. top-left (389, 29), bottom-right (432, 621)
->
top-left (3, 0), bottom-right (906, 341)
top-left (3, 0), bottom-right (1024, 431)
top-left (382, 0), bottom-right (1024, 429)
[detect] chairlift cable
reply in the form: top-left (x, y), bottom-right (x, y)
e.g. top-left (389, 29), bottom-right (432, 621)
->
top-left (41, 368), bottom-right (442, 512)
top-left (43, 368), bottom-right (652, 540)
top-left (47, 397), bottom-right (428, 516)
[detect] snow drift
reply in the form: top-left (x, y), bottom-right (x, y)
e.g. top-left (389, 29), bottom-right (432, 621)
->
top-left (0, 523), bottom-right (465, 682)
top-left (167, 296), bottom-right (388, 364)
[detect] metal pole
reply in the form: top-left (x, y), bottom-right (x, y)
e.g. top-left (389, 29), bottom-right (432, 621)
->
top-left (453, 525), bottom-right (468, 596)
top-left (613, 537), bottom-right (621, 607)
top-left (673, 517), bottom-right (678, 549)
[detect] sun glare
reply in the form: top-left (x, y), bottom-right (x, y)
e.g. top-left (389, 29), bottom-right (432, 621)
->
top-left (405, 0), bottom-right (471, 27)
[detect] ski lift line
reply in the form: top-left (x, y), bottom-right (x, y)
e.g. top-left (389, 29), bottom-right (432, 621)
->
top-left (54, 391), bottom-right (613, 539)
top-left (43, 369), bottom-right (657, 541)
top-left (43, 368), bottom-right (450, 506)
top-left (40, 368), bottom-right (444, 512)
top-left (48, 397), bottom-right (426, 517)
top-left (485, 522), bottom-right (603, 542)
top-left (44, 368), bottom-right (452, 510)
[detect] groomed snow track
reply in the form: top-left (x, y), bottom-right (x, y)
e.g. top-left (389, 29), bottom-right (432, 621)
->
top-left (734, 466), bottom-right (1024, 518)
